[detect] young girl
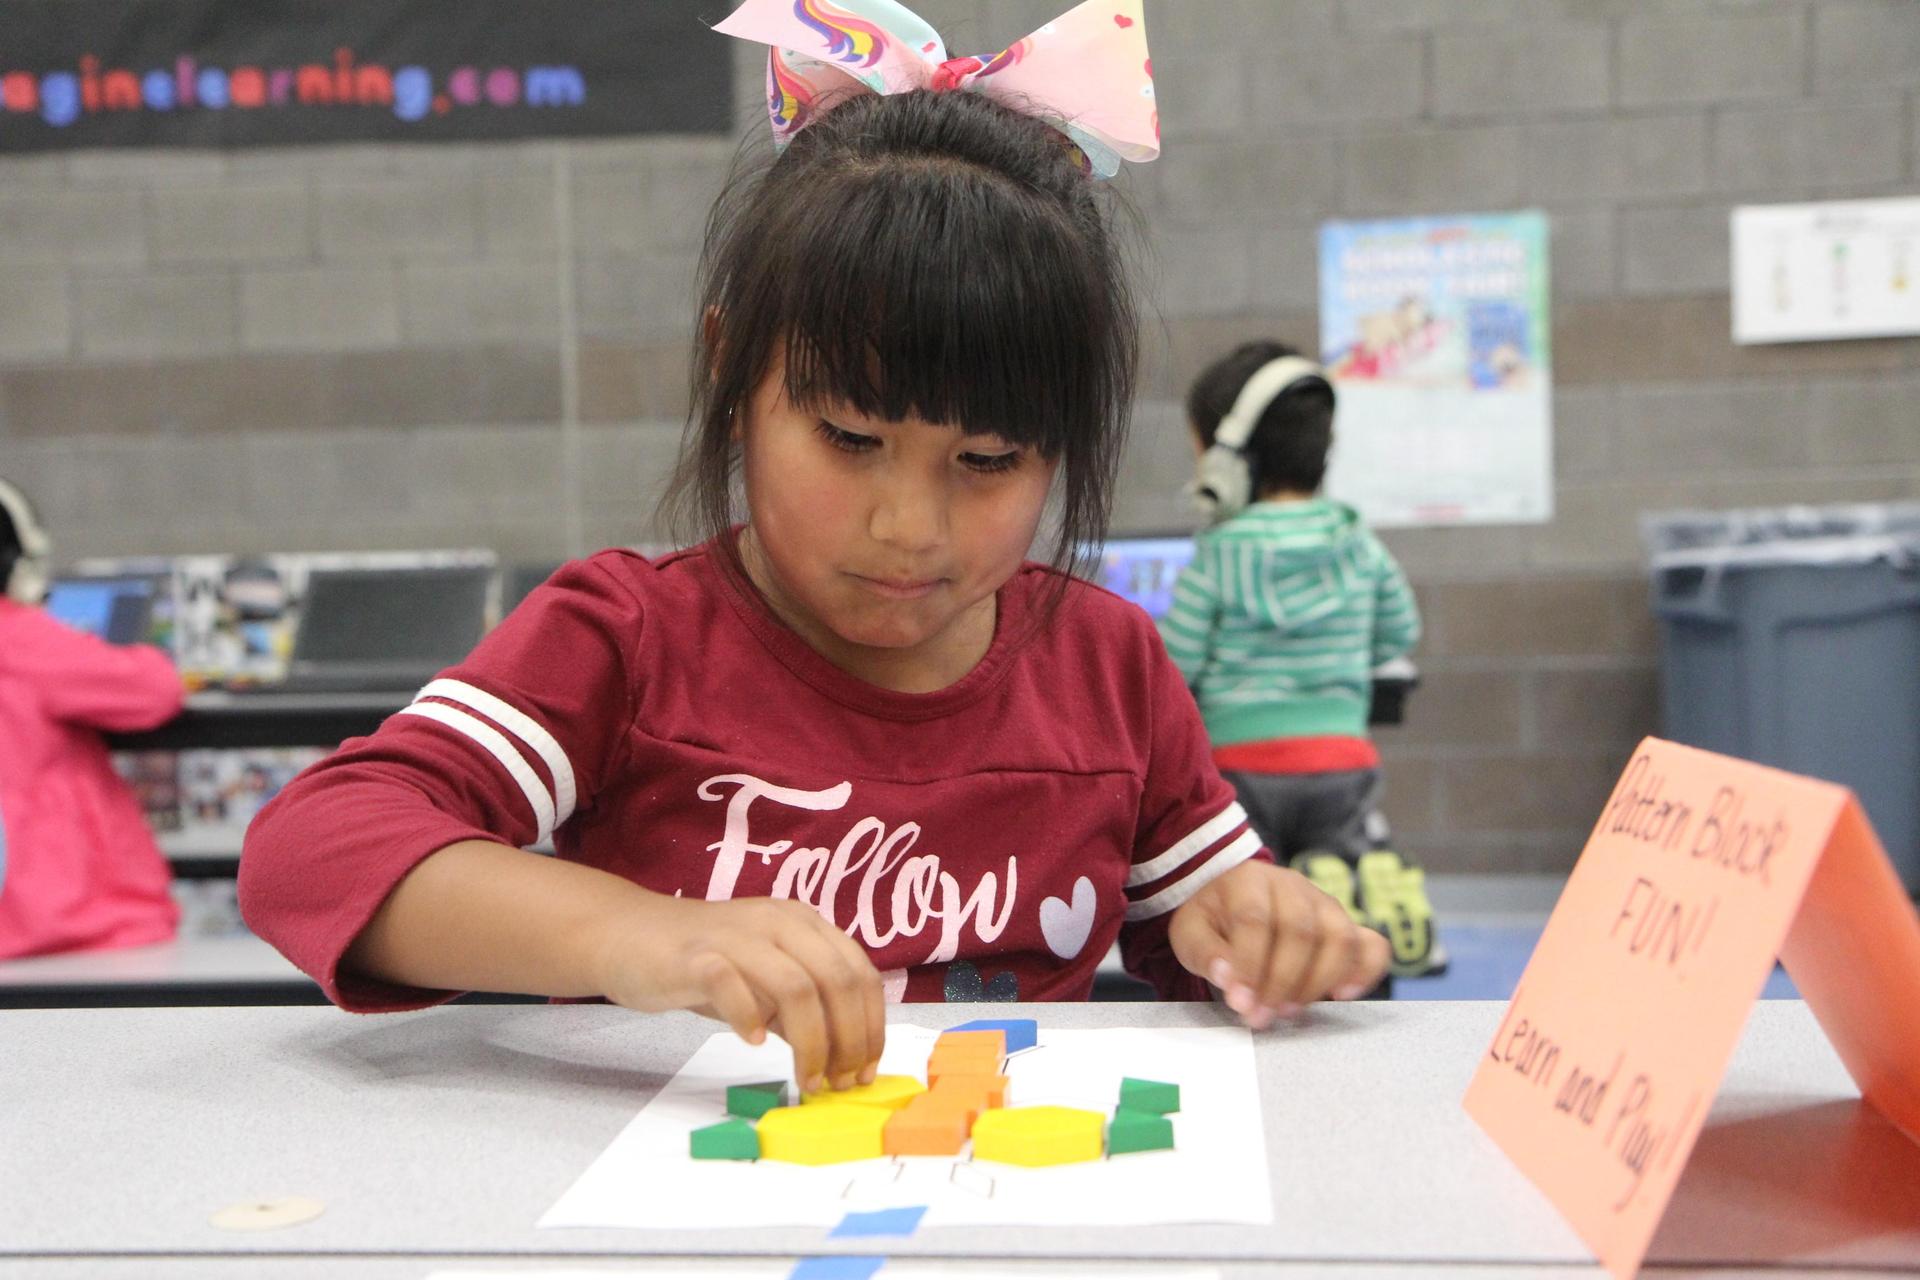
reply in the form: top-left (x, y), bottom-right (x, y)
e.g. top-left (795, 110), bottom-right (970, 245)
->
top-left (0, 477), bottom-right (185, 960)
top-left (239, 0), bottom-right (1387, 1096)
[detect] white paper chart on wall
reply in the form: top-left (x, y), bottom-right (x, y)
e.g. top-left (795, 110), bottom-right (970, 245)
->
top-left (1733, 197), bottom-right (1920, 345)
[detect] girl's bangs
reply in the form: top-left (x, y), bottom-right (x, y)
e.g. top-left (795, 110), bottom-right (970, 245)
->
top-left (764, 164), bottom-right (1110, 454)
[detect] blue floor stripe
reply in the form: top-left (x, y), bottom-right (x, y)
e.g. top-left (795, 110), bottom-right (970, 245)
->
top-left (1393, 923), bottom-right (1801, 1001)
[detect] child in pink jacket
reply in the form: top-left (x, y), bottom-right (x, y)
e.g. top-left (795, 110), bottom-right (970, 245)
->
top-left (0, 479), bottom-right (184, 960)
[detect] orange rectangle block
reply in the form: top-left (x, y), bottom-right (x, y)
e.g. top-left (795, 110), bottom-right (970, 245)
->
top-left (883, 1099), bottom-right (972, 1156)
top-left (934, 1030), bottom-right (1006, 1060)
top-left (930, 1072), bottom-right (1009, 1109)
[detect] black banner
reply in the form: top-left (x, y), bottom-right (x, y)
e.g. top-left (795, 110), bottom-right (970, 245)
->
top-left (0, 0), bottom-right (733, 151)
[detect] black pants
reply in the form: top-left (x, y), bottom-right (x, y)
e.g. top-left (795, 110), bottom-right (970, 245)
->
top-left (1220, 768), bottom-right (1381, 864)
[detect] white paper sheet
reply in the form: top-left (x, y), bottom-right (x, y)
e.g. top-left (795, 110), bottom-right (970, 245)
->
top-left (539, 1024), bottom-right (1271, 1230)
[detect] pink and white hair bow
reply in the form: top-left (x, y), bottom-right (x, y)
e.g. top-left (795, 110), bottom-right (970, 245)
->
top-left (712, 0), bottom-right (1159, 177)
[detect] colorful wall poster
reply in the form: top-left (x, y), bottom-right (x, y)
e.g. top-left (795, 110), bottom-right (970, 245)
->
top-left (1318, 211), bottom-right (1553, 527)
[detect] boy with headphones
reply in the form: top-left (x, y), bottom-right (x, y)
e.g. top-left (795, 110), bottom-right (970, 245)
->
top-left (1160, 342), bottom-right (1441, 980)
top-left (0, 477), bottom-right (186, 960)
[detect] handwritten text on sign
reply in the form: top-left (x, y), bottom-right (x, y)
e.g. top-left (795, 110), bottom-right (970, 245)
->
top-left (1464, 738), bottom-right (1849, 1279)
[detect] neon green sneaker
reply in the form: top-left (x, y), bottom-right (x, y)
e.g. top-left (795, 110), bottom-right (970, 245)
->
top-left (1356, 850), bottom-right (1446, 978)
top-left (1289, 850), bottom-right (1366, 926)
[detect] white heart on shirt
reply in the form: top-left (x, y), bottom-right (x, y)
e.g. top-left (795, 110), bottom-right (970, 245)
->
top-left (1039, 876), bottom-right (1097, 960)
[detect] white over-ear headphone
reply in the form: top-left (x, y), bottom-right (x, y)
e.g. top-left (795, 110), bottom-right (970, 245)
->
top-left (0, 477), bottom-right (52, 605)
top-left (1190, 355), bottom-right (1330, 520)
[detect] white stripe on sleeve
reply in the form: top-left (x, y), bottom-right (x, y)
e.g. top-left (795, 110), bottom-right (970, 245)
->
top-left (1126, 801), bottom-right (1248, 888)
top-left (398, 701), bottom-right (558, 846)
top-left (1123, 829), bottom-right (1262, 921)
top-left (416, 678), bottom-right (578, 828)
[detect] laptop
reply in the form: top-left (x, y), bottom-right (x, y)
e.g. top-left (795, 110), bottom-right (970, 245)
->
top-left (269, 565), bottom-right (494, 694)
top-left (46, 576), bottom-right (158, 646)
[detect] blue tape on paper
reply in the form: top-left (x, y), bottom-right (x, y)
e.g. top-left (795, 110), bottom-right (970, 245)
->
top-left (829, 1205), bottom-right (927, 1238)
top-left (946, 1017), bottom-right (1038, 1053)
top-left (790, 1256), bottom-right (887, 1279)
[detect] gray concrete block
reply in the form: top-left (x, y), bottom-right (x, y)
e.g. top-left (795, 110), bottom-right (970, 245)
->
top-left (1259, 34), bottom-right (1425, 127)
top-left (1342, 0), bottom-right (1544, 29)
top-left (1551, 386), bottom-right (1616, 479)
top-left (1618, 11), bottom-right (1804, 107)
top-left (576, 420), bottom-right (687, 509)
top-left (1524, 114), bottom-right (1710, 203)
top-left (0, 154), bottom-right (71, 186)
top-left (240, 266), bottom-right (402, 351)
top-left (0, 189), bottom-right (145, 268)
top-left (148, 183), bottom-right (313, 265)
top-left (75, 271), bottom-right (237, 359)
top-left (1432, 25), bottom-right (1611, 119)
top-left (1250, 221), bottom-right (1324, 313)
top-left (578, 339), bottom-right (695, 423)
top-left (481, 173), bottom-right (561, 255)
top-left (1437, 750), bottom-right (1630, 835)
top-left (1814, 0), bottom-right (1920, 92)
top-left (401, 262), bottom-right (562, 345)
top-left (638, 142), bottom-right (737, 253)
top-left (1371, 669), bottom-right (1526, 749)
top-left (1547, 206), bottom-right (1616, 300)
top-left (314, 176), bottom-right (481, 260)
top-left (237, 429), bottom-right (420, 522)
top-left (408, 424), bottom-right (568, 517)
top-left (65, 150), bottom-right (227, 185)
top-left (1109, 399), bottom-right (1201, 536)
top-left (572, 250), bottom-right (700, 342)
top-left (1809, 373), bottom-right (1920, 465)
top-left (1151, 39), bottom-right (1248, 140)
top-left (0, 271), bottom-right (73, 362)
top-left (1139, 138), bottom-right (1339, 227)
top-left (1150, 227), bottom-right (1255, 317)
top-left (1371, 524), bottom-right (1532, 579)
top-left (1619, 203), bottom-right (1731, 297)
top-left (1340, 126), bottom-right (1525, 214)
top-left (1712, 98), bottom-right (1908, 195)
top-left (570, 168), bottom-right (651, 255)
top-left (1531, 666), bottom-right (1662, 750)
top-left (1612, 380), bottom-right (1815, 472)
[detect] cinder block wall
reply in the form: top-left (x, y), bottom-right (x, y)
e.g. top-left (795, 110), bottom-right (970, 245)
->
top-left (2, 0), bottom-right (1916, 873)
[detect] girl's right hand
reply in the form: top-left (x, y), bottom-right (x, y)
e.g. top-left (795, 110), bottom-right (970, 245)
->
top-left (590, 895), bottom-right (885, 1095)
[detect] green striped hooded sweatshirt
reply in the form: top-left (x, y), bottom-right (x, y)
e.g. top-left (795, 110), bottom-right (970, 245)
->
top-left (1156, 499), bottom-right (1420, 746)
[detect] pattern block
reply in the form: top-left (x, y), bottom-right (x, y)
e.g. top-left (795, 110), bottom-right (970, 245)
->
top-left (1107, 1106), bottom-right (1175, 1155)
top-left (726, 1080), bottom-right (788, 1120)
top-left (971, 1105), bottom-right (1105, 1167)
top-left (757, 1104), bottom-right (890, 1165)
top-left (1118, 1076), bottom-right (1180, 1114)
top-left (690, 1118), bottom-right (760, 1161)
top-left (946, 1017), bottom-right (1038, 1053)
top-left (801, 1074), bottom-right (925, 1111)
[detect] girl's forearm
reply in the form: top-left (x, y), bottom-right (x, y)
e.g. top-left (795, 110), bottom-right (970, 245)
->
top-left (341, 839), bottom-right (659, 998)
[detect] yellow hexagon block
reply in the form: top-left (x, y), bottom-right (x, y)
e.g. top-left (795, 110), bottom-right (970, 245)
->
top-left (800, 1074), bottom-right (925, 1111)
top-left (757, 1104), bottom-right (890, 1165)
top-left (970, 1105), bottom-right (1105, 1167)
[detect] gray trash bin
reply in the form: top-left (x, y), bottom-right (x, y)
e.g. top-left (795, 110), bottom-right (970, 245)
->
top-left (1645, 503), bottom-right (1920, 894)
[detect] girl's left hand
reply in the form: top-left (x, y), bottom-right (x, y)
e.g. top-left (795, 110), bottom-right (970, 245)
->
top-left (1166, 859), bottom-right (1390, 1029)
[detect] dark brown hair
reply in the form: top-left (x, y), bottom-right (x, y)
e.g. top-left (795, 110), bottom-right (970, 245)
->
top-left (1186, 340), bottom-right (1336, 496)
top-left (660, 88), bottom-right (1139, 588)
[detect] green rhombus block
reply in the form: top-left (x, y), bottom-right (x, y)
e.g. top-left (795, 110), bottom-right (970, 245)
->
top-left (1118, 1076), bottom-right (1180, 1114)
top-left (726, 1081), bottom-right (787, 1119)
top-left (1108, 1106), bottom-right (1174, 1155)
top-left (691, 1118), bottom-right (760, 1161)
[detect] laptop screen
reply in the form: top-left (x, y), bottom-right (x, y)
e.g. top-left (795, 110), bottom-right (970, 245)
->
top-left (293, 567), bottom-right (491, 668)
top-left (1090, 537), bottom-right (1196, 621)
top-left (46, 576), bottom-right (157, 645)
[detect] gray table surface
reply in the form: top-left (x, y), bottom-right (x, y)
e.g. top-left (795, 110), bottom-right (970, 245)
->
top-left (3, 1001), bottom-right (1916, 1274)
